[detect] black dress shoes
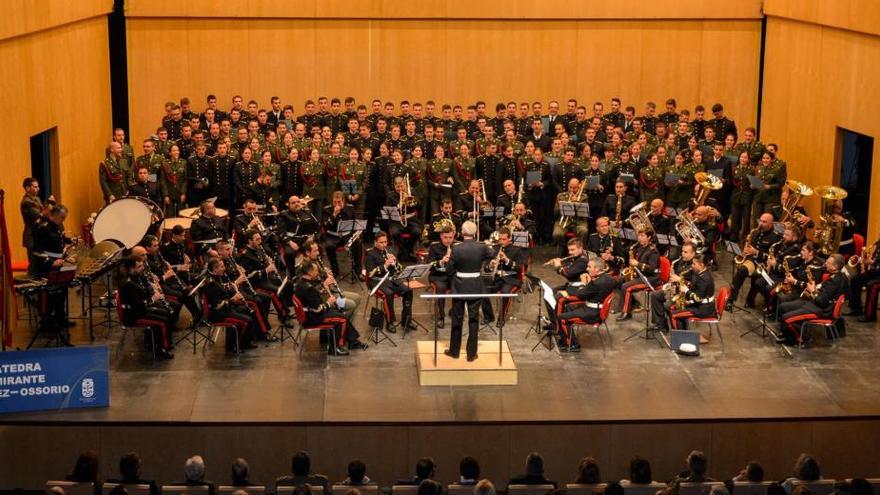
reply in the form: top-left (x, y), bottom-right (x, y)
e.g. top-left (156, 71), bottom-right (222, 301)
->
top-left (467, 354), bottom-right (478, 362)
top-left (443, 349), bottom-right (459, 359)
top-left (350, 341), bottom-right (369, 350)
top-left (157, 349), bottom-right (174, 359)
top-left (435, 318), bottom-right (445, 329)
top-left (616, 313), bottom-right (632, 321)
top-left (330, 346), bottom-right (350, 356)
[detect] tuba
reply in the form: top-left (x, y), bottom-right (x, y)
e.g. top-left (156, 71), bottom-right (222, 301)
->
top-left (692, 172), bottom-right (723, 209)
top-left (780, 180), bottom-right (813, 224)
top-left (813, 185), bottom-right (848, 256)
top-left (626, 201), bottom-right (654, 236)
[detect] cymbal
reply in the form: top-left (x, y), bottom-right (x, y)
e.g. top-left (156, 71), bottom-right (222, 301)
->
top-left (814, 185), bottom-right (848, 200)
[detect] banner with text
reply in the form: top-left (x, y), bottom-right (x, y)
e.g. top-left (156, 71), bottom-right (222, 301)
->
top-left (0, 346), bottom-right (109, 414)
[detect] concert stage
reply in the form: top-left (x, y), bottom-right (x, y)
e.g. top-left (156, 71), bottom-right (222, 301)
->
top-left (4, 247), bottom-right (880, 424)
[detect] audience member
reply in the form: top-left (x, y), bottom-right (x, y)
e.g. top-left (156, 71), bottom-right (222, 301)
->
top-left (669, 450), bottom-right (715, 485)
top-left (508, 452), bottom-right (557, 488)
top-left (782, 454), bottom-right (822, 494)
top-left (458, 457), bottom-right (481, 485)
top-left (231, 458), bottom-right (254, 486)
top-left (732, 462), bottom-right (765, 482)
top-left (474, 479), bottom-right (496, 495)
top-left (574, 457), bottom-right (601, 484)
top-left (67, 450), bottom-right (100, 484)
top-left (339, 459), bottom-right (373, 486)
top-left (104, 452), bottom-right (161, 495)
top-left (276, 451), bottom-right (330, 495)
top-left (417, 479), bottom-right (443, 495)
top-left (624, 456), bottom-right (654, 484)
top-left (397, 457), bottom-right (436, 485)
top-left (173, 455), bottom-right (216, 495)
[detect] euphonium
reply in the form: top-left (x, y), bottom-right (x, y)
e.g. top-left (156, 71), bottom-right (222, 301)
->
top-left (780, 180), bottom-right (813, 224)
top-left (693, 172), bottom-right (723, 208)
top-left (626, 201), bottom-right (654, 236)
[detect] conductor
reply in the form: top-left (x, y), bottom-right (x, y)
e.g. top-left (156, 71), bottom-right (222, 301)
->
top-left (445, 221), bottom-right (495, 361)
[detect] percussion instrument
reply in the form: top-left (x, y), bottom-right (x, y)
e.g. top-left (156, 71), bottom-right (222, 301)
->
top-left (179, 206), bottom-right (229, 219)
top-left (91, 197), bottom-right (163, 248)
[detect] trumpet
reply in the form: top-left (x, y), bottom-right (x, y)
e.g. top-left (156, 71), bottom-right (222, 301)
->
top-left (543, 254), bottom-right (577, 266)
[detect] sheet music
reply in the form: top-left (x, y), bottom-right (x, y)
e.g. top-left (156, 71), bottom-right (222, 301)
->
top-left (539, 280), bottom-right (556, 310)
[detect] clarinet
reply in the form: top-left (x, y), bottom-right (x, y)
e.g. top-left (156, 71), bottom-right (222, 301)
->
top-left (258, 244), bottom-right (283, 284)
top-left (228, 256), bottom-right (257, 296)
top-left (157, 252), bottom-right (185, 290)
top-left (316, 255), bottom-right (345, 298)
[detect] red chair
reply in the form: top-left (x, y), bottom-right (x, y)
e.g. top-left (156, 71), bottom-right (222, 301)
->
top-left (559, 292), bottom-right (615, 355)
top-left (292, 295), bottom-right (338, 359)
top-left (114, 292), bottom-right (167, 359)
top-left (853, 233), bottom-right (866, 257)
top-left (659, 256), bottom-right (672, 284)
top-left (686, 286), bottom-right (731, 352)
top-left (200, 293), bottom-right (242, 353)
top-left (11, 260), bottom-right (28, 273)
top-left (797, 294), bottom-right (846, 350)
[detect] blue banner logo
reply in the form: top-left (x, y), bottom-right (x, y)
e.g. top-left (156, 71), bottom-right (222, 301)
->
top-left (0, 346), bottom-right (110, 414)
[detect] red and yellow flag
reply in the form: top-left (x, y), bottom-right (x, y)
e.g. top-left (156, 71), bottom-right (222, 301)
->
top-left (0, 190), bottom-right (17, 348)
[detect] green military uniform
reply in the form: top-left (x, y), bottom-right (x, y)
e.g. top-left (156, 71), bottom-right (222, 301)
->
top-left (730, 161), bottom-right (756, 241)
top-left (161, 158), bottom-right (188, 215)
top-left (751, 160), bottom-right (786, 223)
top-left (154, 139), bottom-right (173, 158)
top-left (405, 157), bottom-right (429, 207)
top-left (261, 161), bottom-right (282, 201)
top-left (449, 138), bottom-right (474, 158)
top-left (300, 159), bottom-right (327, 207)
top-left (665, 160), bottom-right (702, 208)
top-left (639, 163), bottom-right (665, 203)
top-left (427, 157), bottom-right (454, 213)
top-left (452, 156), bottom-right (476, 195)
top-left (734, 141), bottom-right (766, 164)
top-left (135, 153), bottom-right (165, 183)
top-left (339, 160), bottom-right (367, 216)
top-left (324, 153), bottom-right (346, 198)
top-left (99, 155), bottom-right (128, 202)
top-left (474, 137), bottom-right (502, 156)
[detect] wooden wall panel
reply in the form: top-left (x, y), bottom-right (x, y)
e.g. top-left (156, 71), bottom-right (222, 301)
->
top-left (126, 18), bottom-right (761, 151)
top-left (0, 0), bottom-right (111, 41)
top-left (126, 0), bottom-right (763, 20)
top-left (765, 0), bottom-right (880, 38)
top-left (760, 17), bottom-right (880, 240)
top-left (0, 17), bottom-right (112, 261)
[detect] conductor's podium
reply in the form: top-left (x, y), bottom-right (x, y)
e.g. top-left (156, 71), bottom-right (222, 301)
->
top-left (416, 340), bottom-right (517, 386)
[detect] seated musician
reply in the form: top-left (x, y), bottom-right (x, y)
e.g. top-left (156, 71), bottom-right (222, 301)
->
top-left (387, 176), bottom-right (422, 262)
top-left (237, 229), bottom-right (291, 319)
top-left (216, 240), bottom-right (273, 340)
top-left (300, 239), bottom-right (360, 320)
top-left (141, 235), bottom-right (202, 322)
top-left (232, 199), bottom-right (265, 249)
top-left (321, 191), bottom-right (361, 277)
top-left (601, 180), bottom-right (636, 234)
top-left (364, 231), bottom-right (415, 332)
top-left (31, 204), bottom-right (76, 338)
top-left (771, 186), bottom-right (814, 231)
top-left (489, 227), bottom-right (529, 329)
top-left (190, 200), bottom-right (227, 257)
top-left (773, 240), bottom-right (826, 317)
top-left (668, 253), bottom-right (717, 330)
top-left (692, 205), bottom-right (720, 264)
top-left (616, 229), bottom-right (661, 321)
top-left (846, 236), bottom-right (880, 322)
top-left (426, 225), bottom-right (456, 329)
top-left (648, 199), bottom-right (672, 255)
top-left (455, 179), bottom-right (494, 242)
top-left (427, 198), bottom-right (462, 242)
top-left (649, 241), bottom-right (696, 332)
top-left (128, 166), bottom-right (163, 206)
top-left (587, 217), bottom-right (624, 274)
top-left (543, 238), bottom-right (589, 332)
top-left (552, 178), bottom-right (589, 257)
top-left (160, 225), bottom-right (193, 285)
top-left (277, 195), bottom-right (320, 268)
top-left (827, 200), bottom-right (857, 256)
top-left (294, 260), bottom-right (367, 356)
top-left (778, 254), bottom-right (848, 346)
top-left (749, 224), bottom-right (802, 314)
top-left (496, 179), bottom-right (520, 215)
top-left (507, 201), bottom-right (536, 240)
top-left (118, 256), bottom-right (175, 359)
top-left (557, 258), bottom-right (618, 351)
top-left (129, 246), bottom-right (183, 323)
top-left (203, 257), bottom-right (258, 353)
top-left (728, 213), bottom-right (781, 310)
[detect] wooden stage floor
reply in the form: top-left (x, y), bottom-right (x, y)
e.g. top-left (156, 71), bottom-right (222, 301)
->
top-left (4, 248), bottom-right (880, 424)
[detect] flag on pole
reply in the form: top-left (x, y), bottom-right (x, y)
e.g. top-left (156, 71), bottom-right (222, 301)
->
top-left (0, 189), bottom-right (17, 349)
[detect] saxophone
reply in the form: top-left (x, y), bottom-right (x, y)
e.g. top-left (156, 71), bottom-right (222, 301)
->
top-left (671, 268), bottom-right (691, 308)
top-left (800, 264), bottom-right (818, 300)
top-left (620, 244), bottom-right (638, 281)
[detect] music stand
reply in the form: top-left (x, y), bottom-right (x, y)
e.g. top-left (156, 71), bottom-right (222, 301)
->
top-left (335, 219), bottom-right (367, 283)
top-left (623, 266), bottom-right (666, 347)
top-left (723, 240), bottom-right (754, 318)
top-left (394, 264), bottom-right (432, 336)
top-left (559, 202), bottom-right (590, 224)
top-left (530, 278), bottom-right (558, 353)
top-left (380, 206), bottom-right (402, 223)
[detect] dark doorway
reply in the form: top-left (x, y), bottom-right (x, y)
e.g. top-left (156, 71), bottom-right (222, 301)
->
top-left (29, 128), bottom-right (59, 203)
top-left (108, 0), bottom-right (129, 134)
top-left (838, 128), bottom-right (873, 237)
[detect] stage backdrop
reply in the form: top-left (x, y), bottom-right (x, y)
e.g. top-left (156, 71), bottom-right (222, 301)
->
top-left (0, 0), bottom-right (113, 261)
top-left (761, 0), bottom-right (880, 242)
top-left (124, 0), bottom-right (763, 157)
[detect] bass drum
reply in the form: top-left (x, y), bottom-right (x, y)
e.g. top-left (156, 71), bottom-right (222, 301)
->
top-left (92, 197), bottom-right (163, 248)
